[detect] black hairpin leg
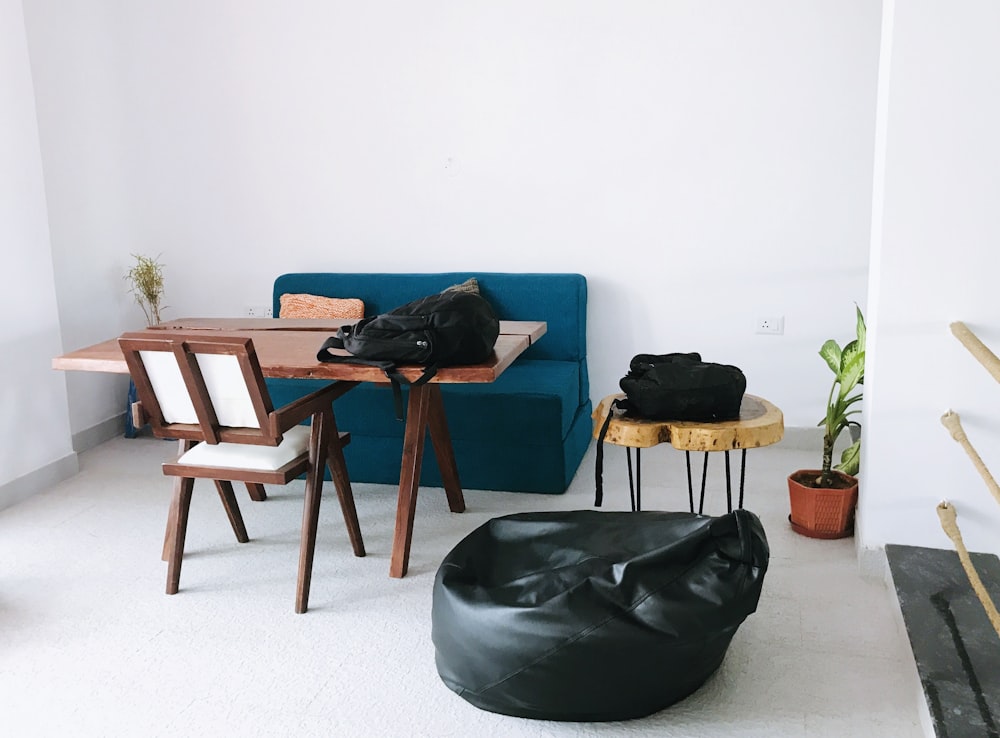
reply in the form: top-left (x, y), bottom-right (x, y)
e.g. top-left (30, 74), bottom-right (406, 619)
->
top-left (697, 452), bottom-right (709, 514)
top-left (738, 449), bottom-right (748, 509)
top-left (630, 446), bottom-right (750, 515)
top-left (636, 448), bottom-right (641, 511)
top-left (687, 449), bottom-right (752, 514)
top-left (626, 447), bottom-right (642, 512)
top-left (725, 451), bottom-right (733, 512)
top-left (685, 452), bottom-right (694, 513)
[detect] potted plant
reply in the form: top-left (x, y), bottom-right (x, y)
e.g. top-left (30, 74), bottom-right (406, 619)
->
top-left (123, 254), bottom-right (167, 438)
top-left (124, 253), bottom-right (166, 326)
top-left (788, 306), bottom-right (865, 538)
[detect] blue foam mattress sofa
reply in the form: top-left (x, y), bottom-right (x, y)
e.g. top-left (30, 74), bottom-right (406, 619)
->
top-left (267, 272), bottom-right (592, 494)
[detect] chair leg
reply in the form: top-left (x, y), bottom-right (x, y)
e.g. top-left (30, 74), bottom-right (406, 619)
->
top-left (245, 483), bottom-right (267, 502)
top-left (162, 497), bottom-right (178, 562)
top-left (214, 480), bottom-right (249, 543)
top-left (165, 475), bottom-right (195, 595)
top-left (296, 410), bottom-right (330, 614)
top-left (163, 440), bottom-right (193, 561)
top-left (326, 426), bottom-right (365, 558)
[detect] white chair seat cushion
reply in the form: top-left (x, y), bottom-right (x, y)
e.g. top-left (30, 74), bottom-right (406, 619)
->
top-left (175, 425), bottom-right (312, 471)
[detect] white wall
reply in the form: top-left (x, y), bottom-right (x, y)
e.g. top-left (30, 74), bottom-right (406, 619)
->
top-left (23, 1), bottom-right (880, 439)
top-left (41, 2), bottom-right (994, 564)
top-left (0, 0), bottom-right (76, 505)
top-left (859, 0), bottom-right (1000, 559)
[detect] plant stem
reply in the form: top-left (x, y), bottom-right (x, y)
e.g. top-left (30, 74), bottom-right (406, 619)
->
top-left (821, 434), bottom-right (835, 487)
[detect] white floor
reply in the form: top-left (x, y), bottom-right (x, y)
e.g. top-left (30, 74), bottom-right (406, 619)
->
top-left (0, 436), bottom-right (926, 738)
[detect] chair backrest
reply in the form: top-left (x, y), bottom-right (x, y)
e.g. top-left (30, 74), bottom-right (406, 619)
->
top-left (119, 331), bottom-right (280, 446)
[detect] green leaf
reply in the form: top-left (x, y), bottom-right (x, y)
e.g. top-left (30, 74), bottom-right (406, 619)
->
top-left (819, 340), bottom-right (842, 375)
top-left (838, 352), bottom-right (865, 397)
top-left (835, 439), bottom-right (861, 476)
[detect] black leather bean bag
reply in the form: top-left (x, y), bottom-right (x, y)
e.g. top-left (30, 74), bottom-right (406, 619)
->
top-left (432, 509), bottom-right (768, 721)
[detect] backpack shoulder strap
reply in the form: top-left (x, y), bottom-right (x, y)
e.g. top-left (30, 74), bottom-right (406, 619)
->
top-left (594, 397), bottom-right (627, 507)
top-left (383, 365), bottom-right (438, 420)
top-left (316, 336), bottom-right (442, 421)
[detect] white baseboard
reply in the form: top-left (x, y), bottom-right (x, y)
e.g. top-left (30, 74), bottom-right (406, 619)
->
top-left (0, 414), bottom-right (123, 514)
top-left (72, 413), bottom-right (125, 453)
top-left (0, 453), bottom-right (79, 513)
top-left (774, 425), bottom-right (824, 450)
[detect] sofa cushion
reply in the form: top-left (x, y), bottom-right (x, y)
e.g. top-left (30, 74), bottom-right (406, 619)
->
top-left (339, 408), bottom-right (592, 493)
top-left (439, 360), bottom-right (580, 442)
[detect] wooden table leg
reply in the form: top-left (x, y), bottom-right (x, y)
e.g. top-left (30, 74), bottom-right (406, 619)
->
top-left (389, 383), bottom-right (433, 578)
top-left (426, 385), bottom-right (465, 514)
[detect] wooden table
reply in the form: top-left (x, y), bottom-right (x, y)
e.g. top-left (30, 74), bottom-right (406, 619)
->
top-left (592, 393), bottom-right (783, 513)
top-left (54, 318), bottom-right (546, 578)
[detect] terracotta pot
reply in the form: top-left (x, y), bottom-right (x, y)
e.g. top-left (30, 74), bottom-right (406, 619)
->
top-left (787, 469), bottom-right (858, 539)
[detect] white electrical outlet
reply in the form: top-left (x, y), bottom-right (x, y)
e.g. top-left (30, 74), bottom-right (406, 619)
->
top-left (755, 316), bottom-right (784, 335)
top-left (246, 305), bottom-right (273, 318)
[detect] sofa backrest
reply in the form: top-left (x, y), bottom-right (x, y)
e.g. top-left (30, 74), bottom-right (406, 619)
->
top-left (274, 272), bottom-right (589, 398)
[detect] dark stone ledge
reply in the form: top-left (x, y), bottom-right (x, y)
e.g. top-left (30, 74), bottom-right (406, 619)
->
top-left (886, 544), bottom-right (1000, 738)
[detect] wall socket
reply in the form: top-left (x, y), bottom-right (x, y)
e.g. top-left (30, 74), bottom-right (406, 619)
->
top-left (755, 315), bottom-right (784, 335)
top-left (246, 305), bottom-right (273, 318)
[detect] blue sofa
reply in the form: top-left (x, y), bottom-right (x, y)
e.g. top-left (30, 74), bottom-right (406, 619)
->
top-left (267, 272), bottom-right (592, 494)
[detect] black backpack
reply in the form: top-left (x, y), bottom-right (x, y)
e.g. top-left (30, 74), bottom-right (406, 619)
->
top-left (317, 290), bottom-right (500, 418)
top-left (618, 352), bottom-right (746, 422)
top-left (595, 353), bottom-right (746, 505)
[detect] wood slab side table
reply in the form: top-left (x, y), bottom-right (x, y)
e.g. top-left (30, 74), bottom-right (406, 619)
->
top-left (592, 393), bottom-right (784, 513)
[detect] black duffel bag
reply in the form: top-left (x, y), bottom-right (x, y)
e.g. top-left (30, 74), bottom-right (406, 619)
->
top-left (432, 508), bottom-right (769, 722)
top-left (619, 352), bottom-right (746, 422)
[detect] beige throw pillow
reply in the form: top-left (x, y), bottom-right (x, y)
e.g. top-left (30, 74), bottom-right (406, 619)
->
top-left (279, 293), bottom-right (365, 319)
top-left (442, 277), bottom-right (481, 295)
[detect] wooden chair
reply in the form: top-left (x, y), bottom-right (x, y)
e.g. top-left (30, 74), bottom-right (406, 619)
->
top-left (119, 331), bottom-right (365, 613)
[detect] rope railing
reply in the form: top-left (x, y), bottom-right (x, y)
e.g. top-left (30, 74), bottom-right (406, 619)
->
top-left (941, 410), bottom-right (1000, 508)
top-left (951, 321), bottom-right (1000, 383)
top-left (941, 322), bottom-right (1000, 638)
top-left (936, 501), bottom-right (1000, 637)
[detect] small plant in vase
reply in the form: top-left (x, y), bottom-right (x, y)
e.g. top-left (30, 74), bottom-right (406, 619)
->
top-left (123, 253), bottom-right (167, 438)
top-left (788, 306), bottom-right (865, 538)
top-left (124, 253), bottom-right (167, 326)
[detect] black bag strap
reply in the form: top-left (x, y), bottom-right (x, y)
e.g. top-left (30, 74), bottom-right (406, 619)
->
top-left (383, 365), bottom-right (439, 420)
top-left (594, 397), bottom-right (627, 507)
top-left (316, 337), bottom-right (439, 421)
top-left (325, 334), bottom-right (346, 350)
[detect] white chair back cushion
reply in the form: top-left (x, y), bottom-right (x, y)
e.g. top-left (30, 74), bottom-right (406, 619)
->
top-left (176, 425), bottom-right (312, 471)
top-left (140, 350), bottom-right (261, 428)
